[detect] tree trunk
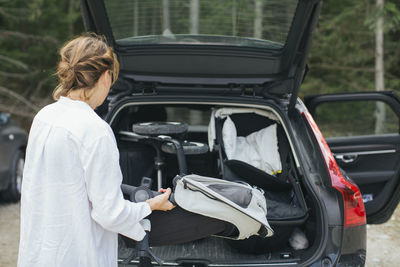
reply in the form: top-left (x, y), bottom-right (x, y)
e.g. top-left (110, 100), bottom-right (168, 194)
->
top-left (190, 0), bottom-right (200, 34)
top-left (375, 0), bottom-right (385, 134)
top-left (152, 2), bottom-right (157, 35)
top-left (232, 0), bottom-right (237, 36)
top-left (162, 0), bottom-right (171, 32)
top-left (133, 0), bottom-right (139, 36)
top-left (254, 0), bottom-right (263, 39)
top-left (68, 0), bottom-right (74, 37)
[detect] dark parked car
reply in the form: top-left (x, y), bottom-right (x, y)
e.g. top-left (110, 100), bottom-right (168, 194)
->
top-left (81, 0), bottom-right (400, 266)
top-left (0, 111), bottom-right (27, 202)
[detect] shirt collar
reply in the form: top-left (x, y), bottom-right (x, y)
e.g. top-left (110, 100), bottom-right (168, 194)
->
top-left (58, 96), bottom-right (94, 112)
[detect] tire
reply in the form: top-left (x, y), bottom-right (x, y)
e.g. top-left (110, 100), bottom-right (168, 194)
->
top-left (1, 149), bottom-right (25, 202)
top-left (132, 122), bottom-right (188, 135)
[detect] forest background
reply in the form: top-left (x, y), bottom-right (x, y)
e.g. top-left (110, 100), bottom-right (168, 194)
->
top-left (0, 0), bottom-right (400, 131)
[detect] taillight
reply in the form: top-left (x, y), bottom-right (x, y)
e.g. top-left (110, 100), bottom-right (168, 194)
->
top-left (302, 111), bottom-right (366, 227)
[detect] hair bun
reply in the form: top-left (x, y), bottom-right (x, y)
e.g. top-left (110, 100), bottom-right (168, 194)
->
top-left (53, 33), bottom-right (119, 100)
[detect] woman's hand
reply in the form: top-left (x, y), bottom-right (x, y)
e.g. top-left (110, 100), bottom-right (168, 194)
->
top-left (146, 188), bottom-right (175, 211)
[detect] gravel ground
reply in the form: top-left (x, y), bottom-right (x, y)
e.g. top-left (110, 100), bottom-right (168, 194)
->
top-left (1, 201), bottom-right (399, 266)
top-left (0, 202), bottom-right (20, 267)
top-left (365, 206), bottom-right (400, 267)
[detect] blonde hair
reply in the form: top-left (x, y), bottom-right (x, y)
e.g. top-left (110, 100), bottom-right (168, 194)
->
top-left (53, 33), bottom-right (119, 100)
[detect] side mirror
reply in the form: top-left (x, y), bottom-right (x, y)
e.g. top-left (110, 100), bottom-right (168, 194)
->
top-left (0, 112), bottom-right (10, 125)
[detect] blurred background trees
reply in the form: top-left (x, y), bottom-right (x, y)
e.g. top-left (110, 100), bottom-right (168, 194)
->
top-left (0, 0), bottom-right (83, 128)
top-left (302, 0), bottom-right (400, 96)
top-left (0, 0), bottom-right (399, 130)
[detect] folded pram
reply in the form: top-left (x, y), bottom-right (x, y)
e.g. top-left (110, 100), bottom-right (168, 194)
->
top-left (121, 174), bottom-right (273, 266)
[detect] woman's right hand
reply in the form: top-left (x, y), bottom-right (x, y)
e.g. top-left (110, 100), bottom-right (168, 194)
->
top-left (146, 188), bottom-right (175, 211)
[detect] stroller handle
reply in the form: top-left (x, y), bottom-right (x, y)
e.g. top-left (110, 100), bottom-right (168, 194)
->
top-left (121, 183), bottom-right (176, 206)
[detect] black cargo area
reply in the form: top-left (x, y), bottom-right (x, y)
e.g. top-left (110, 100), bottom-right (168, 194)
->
top-left (112, 103), bottom-right (317, 265)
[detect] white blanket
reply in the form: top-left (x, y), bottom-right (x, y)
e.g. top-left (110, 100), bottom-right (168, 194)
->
top-left (208, 108), bottom-right (279, 151)
top-left (222, 116), bottom-right (282, 175)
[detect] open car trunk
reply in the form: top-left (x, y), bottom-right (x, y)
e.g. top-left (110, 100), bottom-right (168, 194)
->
top-left (111, 102), bottom-right (321, 266)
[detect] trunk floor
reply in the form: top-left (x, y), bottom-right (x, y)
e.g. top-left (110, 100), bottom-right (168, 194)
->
top-left (119, 236), bottom-right (298, 265)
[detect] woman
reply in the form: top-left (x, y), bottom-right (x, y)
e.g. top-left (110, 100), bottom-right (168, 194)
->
top-left (17, 33), bottom-right (174, 267)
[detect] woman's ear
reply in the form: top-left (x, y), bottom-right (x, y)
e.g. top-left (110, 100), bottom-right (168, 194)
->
top-left (105, 70), bottom-right (112, 85)
top-left (99, 70), bottom-right (111, 87)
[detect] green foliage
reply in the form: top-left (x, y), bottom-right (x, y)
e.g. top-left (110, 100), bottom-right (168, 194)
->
top-left (314, 100), bottom-right (399, 137)
top-left (0, 0), bottom-right (83, 128)
top-left (302, 0), bottom-right (400, 98)
top-left (364, 2), bottom-right (400, 32)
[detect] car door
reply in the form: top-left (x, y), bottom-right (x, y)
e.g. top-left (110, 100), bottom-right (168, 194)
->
top-left (305, 91), bottom-right (400, 224)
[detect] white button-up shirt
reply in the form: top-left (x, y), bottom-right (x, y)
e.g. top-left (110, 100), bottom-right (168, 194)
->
top-left (18, 97), bottom-right (151, 267)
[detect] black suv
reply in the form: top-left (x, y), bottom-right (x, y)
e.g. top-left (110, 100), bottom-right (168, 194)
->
top-left (0, 111), bottom-right (26, 202)
top-left (81, 1), bottom-right (400, 266)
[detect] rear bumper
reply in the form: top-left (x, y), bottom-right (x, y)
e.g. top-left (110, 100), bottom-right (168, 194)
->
top-left (336, 225), bottom-right (366, 267)
top-left (336, 251), bottom-right (366, 267)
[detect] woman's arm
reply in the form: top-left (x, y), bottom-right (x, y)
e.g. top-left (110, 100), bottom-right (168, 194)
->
top-left (82, 133), bottom-right (173, 240)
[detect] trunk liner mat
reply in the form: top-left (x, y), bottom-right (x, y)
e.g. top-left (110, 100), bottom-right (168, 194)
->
top-left (119, 236), bottom-right (299, 264)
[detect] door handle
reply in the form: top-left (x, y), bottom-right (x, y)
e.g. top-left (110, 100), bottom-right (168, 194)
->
top-left (334, 154), bottom-right (358, 163)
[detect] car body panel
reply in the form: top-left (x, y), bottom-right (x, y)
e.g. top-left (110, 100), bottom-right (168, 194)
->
top-left (305, 91), bottom-right (400, 224)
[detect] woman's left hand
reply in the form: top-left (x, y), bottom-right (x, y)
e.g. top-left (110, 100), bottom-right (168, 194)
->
top-left (146, 188), bottom-right (175, 211)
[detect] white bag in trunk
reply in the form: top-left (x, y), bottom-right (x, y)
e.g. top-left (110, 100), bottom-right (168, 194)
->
top-left (174, 174), bottom-right (274, 240)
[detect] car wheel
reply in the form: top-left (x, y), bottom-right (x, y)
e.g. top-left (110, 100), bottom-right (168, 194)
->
top-left (1, 149), bottom-right (25, 202)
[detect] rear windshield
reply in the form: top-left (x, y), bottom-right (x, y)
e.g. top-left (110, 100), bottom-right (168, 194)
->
top-left (104, 0), bottom-right (298, 49)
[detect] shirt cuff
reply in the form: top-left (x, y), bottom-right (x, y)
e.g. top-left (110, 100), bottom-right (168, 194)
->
top-left (118, 202), bottom-right (152, 241)
top-left (136, 201), bottom-right (152, 221)
top-left (140, 219), bottom-right (151, 232)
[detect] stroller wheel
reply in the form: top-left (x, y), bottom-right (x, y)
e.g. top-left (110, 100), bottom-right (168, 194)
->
top-left (132, 121), bottom-right (188, 136)
top-left (161, 141), bottom-right (209, 155)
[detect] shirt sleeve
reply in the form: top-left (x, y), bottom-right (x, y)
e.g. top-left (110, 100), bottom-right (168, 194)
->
top-left (82, 132), bottom-right (152, 241)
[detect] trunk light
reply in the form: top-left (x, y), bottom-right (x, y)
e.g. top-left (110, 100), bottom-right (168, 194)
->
top-left (302, 111), bottom-right (366, 227)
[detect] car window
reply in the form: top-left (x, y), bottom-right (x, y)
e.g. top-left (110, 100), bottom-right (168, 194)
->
top-left (104, 0), bottom-right (298, 49)
top-left (313, 100), bottom-right (399, 138)
top-left (0, 112), bottom-right (9, 125)
top-left (166, 107), bottom-right (211, 126)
